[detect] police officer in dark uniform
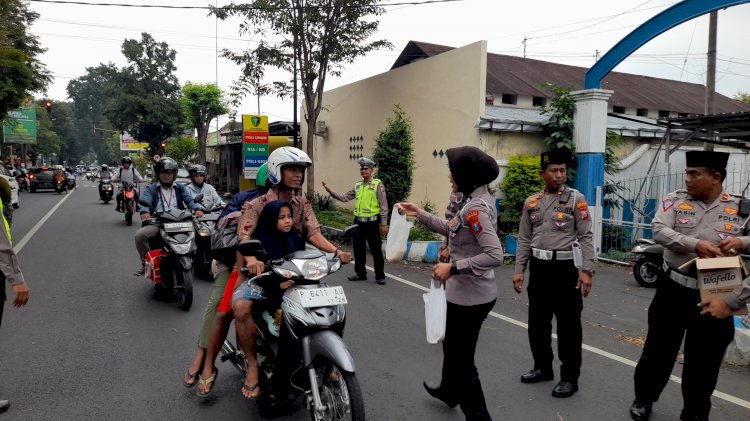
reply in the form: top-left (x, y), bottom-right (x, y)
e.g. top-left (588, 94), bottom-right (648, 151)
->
top-left (629, 151), bottom-right (749, 421)
top-left (513, 148), bottom-right (595, 399)
top-left (323, 157), bottom-right (389, 284)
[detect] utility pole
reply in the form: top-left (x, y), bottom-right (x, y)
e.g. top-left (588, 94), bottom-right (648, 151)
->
top-left (293, 42), bottom-right (299, 149)
top-left (522, 37), bottom-right (527, 59)
top-left (595, 50), bottom-right (600, 62)
top-left (703, 11), bottom-right (718, 151)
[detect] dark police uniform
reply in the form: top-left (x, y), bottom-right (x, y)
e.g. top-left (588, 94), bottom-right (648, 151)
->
top-left (328, 158), bottom-right (388, 283)
top-left (631, 152), bottom-right (749, 421)
top-left (515, 150), bottom-right (595, 391)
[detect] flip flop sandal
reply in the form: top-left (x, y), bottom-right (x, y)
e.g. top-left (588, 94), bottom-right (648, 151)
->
top-left (242, 382), bottom-right (260, 400)
top-left (183, 369), bottom-right (200, 388)
top-left (197, 370), bottom-right (218, 397)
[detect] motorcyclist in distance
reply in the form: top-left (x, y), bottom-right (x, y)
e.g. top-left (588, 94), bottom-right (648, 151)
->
top-left (185, 165), bottom-right (222, 212)
top-left (113, 156), bottom-right (144, 212)
top-left (134, 157), bottom-right (204, 275)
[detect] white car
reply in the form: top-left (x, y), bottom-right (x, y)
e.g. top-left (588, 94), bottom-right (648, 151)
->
top-left (0, 163), bottom-right (19, 208)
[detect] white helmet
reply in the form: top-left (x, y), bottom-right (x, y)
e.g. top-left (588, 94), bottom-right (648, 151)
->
top-left (266, 146), bottom-right (312, 185)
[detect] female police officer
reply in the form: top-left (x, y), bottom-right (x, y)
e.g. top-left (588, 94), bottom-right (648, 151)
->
top-left (399, 146), bottom-right (502, 421)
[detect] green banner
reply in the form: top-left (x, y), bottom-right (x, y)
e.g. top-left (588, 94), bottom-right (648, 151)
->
top-left (2, 104), bottom-right (37, 144)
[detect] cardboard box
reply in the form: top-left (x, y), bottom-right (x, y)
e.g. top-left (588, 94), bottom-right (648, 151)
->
top-left (681, 256), bottom-right (748, 316)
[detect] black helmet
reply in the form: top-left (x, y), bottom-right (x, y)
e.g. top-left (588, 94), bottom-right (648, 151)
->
top-left (188, 164), bottom-right (207, 178)
top-left (122, 156), bottom-right (132, 165)
top-left (154, 157), bottom-right (178, 175)
top-left (101, 164), bottom-right (108, 171)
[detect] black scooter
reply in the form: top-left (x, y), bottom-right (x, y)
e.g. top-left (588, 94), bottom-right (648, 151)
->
top-left (99, 178), bottom-right (114, 203)
top-left (629, 239), bottom-right (663, 288)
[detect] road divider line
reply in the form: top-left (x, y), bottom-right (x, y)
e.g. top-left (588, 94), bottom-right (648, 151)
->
top-left (366, 265), bottom-right (750, 411)
top-left (14, 190), bottom-right (75, 254)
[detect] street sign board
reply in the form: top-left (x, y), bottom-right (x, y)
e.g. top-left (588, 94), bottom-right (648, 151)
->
top-left (120, 131), bottom-right (149, 151)
top-left (2, 104), bottom-right (37, 144)
top-left (243, 115), bottom-right (269, 179)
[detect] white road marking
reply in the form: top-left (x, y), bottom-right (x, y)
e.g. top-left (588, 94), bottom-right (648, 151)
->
top-left (14, 190), bottom-right (75, 253)
top-left (365, 265), bottom-right (750, 410)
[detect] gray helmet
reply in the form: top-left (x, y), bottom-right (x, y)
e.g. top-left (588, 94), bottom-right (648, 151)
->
top-left (154, 157), bottom-right (178, 175)
top-left (358, 157), bottom-right (376, 168)
top-left (188, 164), bottom-right (207, 179)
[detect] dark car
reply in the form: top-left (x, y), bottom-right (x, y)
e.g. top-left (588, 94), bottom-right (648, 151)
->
top-left (28, 167), bottom-right (56, 192)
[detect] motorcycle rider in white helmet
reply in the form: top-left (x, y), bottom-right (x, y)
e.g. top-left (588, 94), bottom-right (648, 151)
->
top-left (194, 147), bottom-right (352, 400)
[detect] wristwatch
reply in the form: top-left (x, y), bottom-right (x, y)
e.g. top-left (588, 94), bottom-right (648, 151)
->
top-left (450, 262), bottom-right (460, 276)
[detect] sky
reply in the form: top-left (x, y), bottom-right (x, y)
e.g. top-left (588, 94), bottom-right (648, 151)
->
top-left (27, 0), bottom-right (750, 129)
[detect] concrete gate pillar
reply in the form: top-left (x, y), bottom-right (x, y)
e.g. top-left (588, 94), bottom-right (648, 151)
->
top-left (570, 88), bottom-right (613, 255)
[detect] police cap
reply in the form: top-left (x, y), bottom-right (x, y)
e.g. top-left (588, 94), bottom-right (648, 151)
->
top-left (685, 151), bottom-right (729, 172)
top-left (541, 148), bottom-right (572, 170)
top-left (358, 157), bottom-right (376, 168)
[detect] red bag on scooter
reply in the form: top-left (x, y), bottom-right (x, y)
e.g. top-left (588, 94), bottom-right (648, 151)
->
top-left (145, 249), bottom-right (168, 284)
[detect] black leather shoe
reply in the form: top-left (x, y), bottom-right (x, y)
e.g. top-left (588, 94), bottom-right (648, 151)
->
top-left (679, 409), bottom-right (708, 421)
top-left (551, 381), bottom-right (578, 398)
top-left (629, 400), bottom-right (652, 421)
top-left (0, 400), bottom-right (9, 414)
top-left (520, 369), bottom-right (554, 384)
top-left (347, 274), bottom-right (367, 281)
top-left (423, 381), bottom-right (458, 408)
top-left (376, 278), bottom-right (386, 285)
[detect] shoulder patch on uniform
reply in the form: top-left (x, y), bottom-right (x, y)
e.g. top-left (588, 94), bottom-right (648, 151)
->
top-left (576, 201), bottom-right (589, 219)
top-left (662, 197), bottom-right (674, 212)
top-left (466, 210), bottom-right (482, 234)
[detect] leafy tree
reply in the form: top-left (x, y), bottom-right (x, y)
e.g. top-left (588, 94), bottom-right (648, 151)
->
top-left (165, 136), bottom-right (198, 167)
top-left (213, 0), bottom-right (392, 195)
top-left (180, 83), bottom-right (228, 164)
top-left (735, 91), bottom-right (750, 104)
top-left (372, 105), bottom-right (414, 219)
top-left (0, 0), bottom-right (50, 120)
top-left (33, 104), bottom-right (60, 160)
top-left (132, 154), bottom-right (151, 178)
top-left (500, 155), bottom-right (544, 231)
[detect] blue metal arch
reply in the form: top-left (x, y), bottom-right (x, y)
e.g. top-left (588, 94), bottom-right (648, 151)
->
top-left (584, 0), bottom-right (750, 89)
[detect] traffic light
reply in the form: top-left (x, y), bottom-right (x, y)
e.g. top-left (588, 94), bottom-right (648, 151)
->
top-left (45, 100), bottom-right (52, 113)
top-left (160, 142), bottom-right (167, 149)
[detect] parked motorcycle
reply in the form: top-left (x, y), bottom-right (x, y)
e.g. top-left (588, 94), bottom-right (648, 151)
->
top-left (630, 238), bottom-right (664, 288)
top-left (220, 238), bottom-right (365, 421)
top-left (99, 177), bottom-right (114, 203)
top-left (141, 204), bottom-right (200, 311)
top-left (121, 182), bottom-right (138, 226)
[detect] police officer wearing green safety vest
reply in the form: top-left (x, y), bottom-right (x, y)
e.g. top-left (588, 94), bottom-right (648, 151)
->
top-left (0, 180), bottom-right (30, 414)
top-left (323, 157), bottom-right (389, 284)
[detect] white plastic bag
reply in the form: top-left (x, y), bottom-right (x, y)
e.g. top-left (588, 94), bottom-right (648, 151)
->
top-left (385, 204), bottom-right (413, 262)
top-left (423, 279), bottom-right (447, 344)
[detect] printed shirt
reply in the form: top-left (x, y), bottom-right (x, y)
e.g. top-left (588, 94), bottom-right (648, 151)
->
top-left (514, 186), bottom-right (595, 274)
top-left (237, 188), bottom-right (321, 242)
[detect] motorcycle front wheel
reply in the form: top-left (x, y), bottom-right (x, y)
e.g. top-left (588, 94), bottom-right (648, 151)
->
top-left (633, 258), bottom-right (661, 288)
top-left (176, 267), bottom-right (194, 311)
top-left (312, 362), bottom-right (365, 421)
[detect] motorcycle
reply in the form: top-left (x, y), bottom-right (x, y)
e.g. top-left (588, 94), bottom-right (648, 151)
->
top-left (141, 200), bottom-right (202, 311)
top-left (121, 182), bottom-right (139, 226)
top-left (15, 170), bottom-right (28, 192)
top-left (220, 237), bottom-right (365, 421)
top-left (54, 176), bottom-right (67, 195)
top-left (66, 172), bottom-right (77, 190)
top-left (192, 200), bottom-right (223, 280)
top-left (630, 238), bottom-right (664, 288)
top-left (99, 177), bottom-right (114, 203)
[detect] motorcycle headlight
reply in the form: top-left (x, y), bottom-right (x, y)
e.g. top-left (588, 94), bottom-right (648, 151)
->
top-left (293, 256), bottom-right (328, 281)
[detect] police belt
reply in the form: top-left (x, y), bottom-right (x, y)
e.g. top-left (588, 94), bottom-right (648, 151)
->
top-left (531, 248), bottom-right (573, 261)
top-left (354, 216), bottom-right (379, 222)
top-left (663, 262), bottom-right (699, 290)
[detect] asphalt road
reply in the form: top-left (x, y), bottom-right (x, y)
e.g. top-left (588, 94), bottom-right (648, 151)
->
top-left (1, 179), bottom-right (748, 420)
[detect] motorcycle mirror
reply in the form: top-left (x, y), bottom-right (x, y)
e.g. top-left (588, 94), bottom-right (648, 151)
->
top-left (193, 194), bottom-right (204, 204)
top-left (237, 240), bottom-right (268, 260)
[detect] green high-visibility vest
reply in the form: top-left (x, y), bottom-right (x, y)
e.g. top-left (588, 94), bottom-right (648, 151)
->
top-left (354, 179), bottom-right (382, 218)
top-left (0, 198), bottom-right (11, 244)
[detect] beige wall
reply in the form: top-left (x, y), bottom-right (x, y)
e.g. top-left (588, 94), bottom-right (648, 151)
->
top-left (304, 41), bottom-right (488, 213)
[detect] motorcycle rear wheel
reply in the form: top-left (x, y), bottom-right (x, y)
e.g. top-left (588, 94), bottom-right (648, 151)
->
top-left (633, 259), bottom-right (661, 288)
top-left (176, 267), bottom-right (194, 311)
top-left (312, 362), bottom-right (365, 421)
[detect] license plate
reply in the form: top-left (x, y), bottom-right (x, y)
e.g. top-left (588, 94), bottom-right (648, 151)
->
top-left (297, 286), bottom-right (347, 308)
top-left (164, 222), bottom-right (194, 232)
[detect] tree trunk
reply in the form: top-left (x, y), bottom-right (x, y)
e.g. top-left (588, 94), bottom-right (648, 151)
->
top-left (305, 116), bottom-right (315, 196)
top-left (197, 124), bottom-right (208, 165)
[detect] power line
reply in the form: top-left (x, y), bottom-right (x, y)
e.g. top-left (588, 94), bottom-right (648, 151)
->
top-left (29, 0), bottom-right (464, 9)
